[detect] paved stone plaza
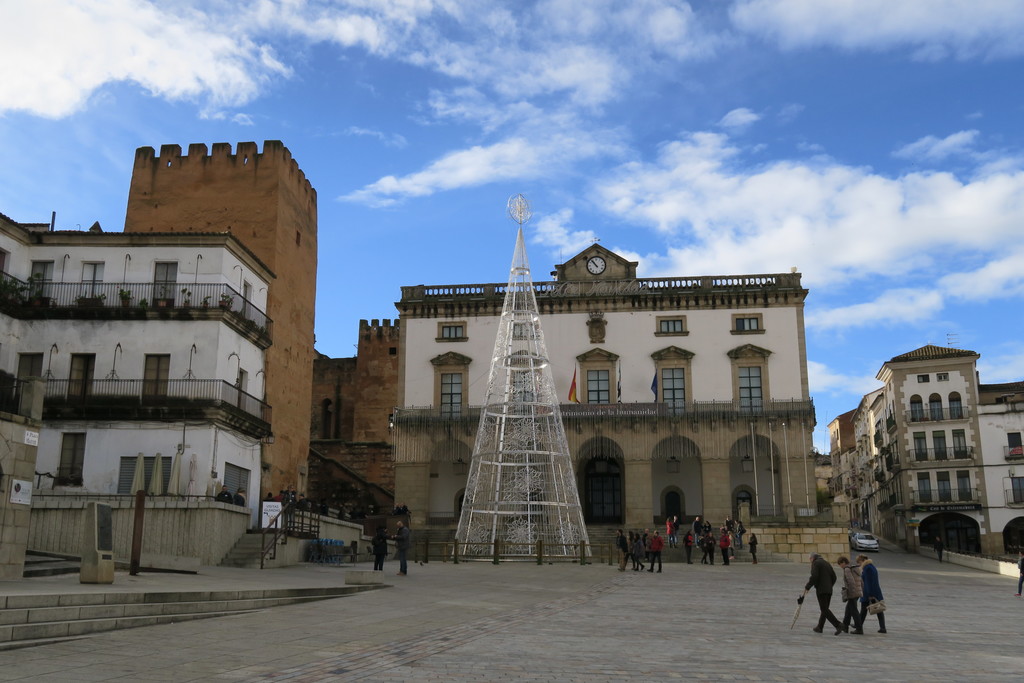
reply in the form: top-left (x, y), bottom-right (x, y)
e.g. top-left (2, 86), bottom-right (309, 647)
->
top-left (0, 548), bottom-right (1020, 682)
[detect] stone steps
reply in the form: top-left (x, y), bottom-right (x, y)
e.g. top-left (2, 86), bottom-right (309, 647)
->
top-left (0, 584), bottom-right (385, 650)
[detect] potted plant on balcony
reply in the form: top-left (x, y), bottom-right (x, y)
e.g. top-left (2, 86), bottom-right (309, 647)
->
top-left (76, 293), bottom-right (106, 307)
top-left (118, 288), bottom-right (133, 307)
top-left (0, 277), bottom-right (26, 306)
top-left (201, 295), bottom-right (211, 308)
top-left (218, 292), bottom-right (234, 309)
top-left (180, 287), bottom-right (193, 308)
top-left (27, 273), bottom-right (50, 307)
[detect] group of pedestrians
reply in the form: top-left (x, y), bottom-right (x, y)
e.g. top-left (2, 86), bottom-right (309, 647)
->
top-left (801, 552), bottom-right (886, 635)
top-left (616, 515), bottom-right (758, 571)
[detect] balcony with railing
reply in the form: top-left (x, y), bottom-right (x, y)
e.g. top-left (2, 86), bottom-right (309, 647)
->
top-left (0, 274), bottom-right (271, 344)
top-left (393, 398), bottom-right (816, 427)
top-left (873, 431), bottom-right (883, 446)
top-left (42, 378), bottom-right (271, 437)
top-left (1004, 488), bottom-right (1024, 507)
top-left (1005, 446), bottom-right (1024, 462)
top-left (0, 375), bottom-right (27, 418)
top-left (885, 414), bottom-right (897, 432)
top-left (911, 488), bottom-right (978, 505)
top-left (909, 446), bottom-right (975, 463)
top-left (906, 406), bottom-right (969, 423)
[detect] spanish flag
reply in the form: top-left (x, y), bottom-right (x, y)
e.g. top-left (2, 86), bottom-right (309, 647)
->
top-left (568, 368), bottom-right (579, 403)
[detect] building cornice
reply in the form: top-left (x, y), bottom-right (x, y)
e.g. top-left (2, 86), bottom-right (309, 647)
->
top-left (397, 273), bottom-right (807, 319)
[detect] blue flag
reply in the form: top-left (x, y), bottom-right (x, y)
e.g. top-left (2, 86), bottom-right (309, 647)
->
top-left (651, 372), bottom-right (658, 398)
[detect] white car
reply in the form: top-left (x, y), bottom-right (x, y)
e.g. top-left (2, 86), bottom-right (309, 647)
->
top-left (850, 532), bottom-right (880, 552)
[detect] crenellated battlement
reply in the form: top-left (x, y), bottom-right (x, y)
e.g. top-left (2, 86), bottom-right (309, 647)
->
top-left (359, 318), bottom-right (400, 341)
top-left (132, 140), bottom-right (316, 206)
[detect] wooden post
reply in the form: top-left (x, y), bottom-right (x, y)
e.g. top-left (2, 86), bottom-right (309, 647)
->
top-left (423, 537), bottom-right (430, 564)
top-left (453, 540), bottom-right (459, 564)
top-left (493, 538), bottom-right (501, 565)
top-left (579, 540), bottom-right (586, 565)
top-left (129, 490), bottom-right (146, 575)
top-left (536, 539), bottom-right (543, 565)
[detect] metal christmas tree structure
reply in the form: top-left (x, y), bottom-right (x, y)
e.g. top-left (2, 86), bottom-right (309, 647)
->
top-left (455, 194), bottom-right (589, 558)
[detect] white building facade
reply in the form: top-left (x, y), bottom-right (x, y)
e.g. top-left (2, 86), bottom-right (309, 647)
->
top-left (0, 213), bottom-right (273, 517)
top-left (393, 244), bottom-right (820, 531)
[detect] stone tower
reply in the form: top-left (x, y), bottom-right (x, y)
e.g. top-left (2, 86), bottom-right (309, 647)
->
top-left (124, 141), bottom-right (317, 493)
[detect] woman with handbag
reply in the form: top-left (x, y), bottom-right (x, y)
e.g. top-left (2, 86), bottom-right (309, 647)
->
top-left (856, 554), bottom-right (887, 633)
top-left (837, 556), bottom-right (864, 634)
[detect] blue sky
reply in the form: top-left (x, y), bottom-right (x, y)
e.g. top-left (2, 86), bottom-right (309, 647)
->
top-left (3, 0), bottom-right (1024, 452)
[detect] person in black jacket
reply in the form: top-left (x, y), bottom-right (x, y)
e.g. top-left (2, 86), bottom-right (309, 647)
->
top-left (372, 526), bottom-right (389, 571)
top-left (803, 552), bottom-right (844, 634)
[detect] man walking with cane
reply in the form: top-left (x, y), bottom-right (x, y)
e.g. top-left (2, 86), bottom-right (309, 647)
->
top-left (802, 552), bottom-right (844, 635)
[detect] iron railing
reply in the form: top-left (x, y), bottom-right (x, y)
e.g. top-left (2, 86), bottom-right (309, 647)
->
top-left (0, 376), bottom-right (26, 417)
top-left (907, 406), bottom-right (969, 423)
top-left (44, 378), bottom-right (271, 423)
top-left (1005, 446), bottom-right (1024, 461)
top-left (1004, 488), bottom-right (1024, 506)
top-left (910, 446), bottom-right (974, 462)
top-left (0, 275), bottom-right (271, 339)
top-left (912, 488), bottom-right (978, 504)
top-left (395, 399), bottom-right (815, 423)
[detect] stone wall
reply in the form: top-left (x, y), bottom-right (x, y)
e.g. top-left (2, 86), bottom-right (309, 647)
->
top-left (0, 380), bottom-right (42, 580)
top-left (750, 524), bottom-right (849, 563)
top-left (29, 495), bottom-right (249, 566)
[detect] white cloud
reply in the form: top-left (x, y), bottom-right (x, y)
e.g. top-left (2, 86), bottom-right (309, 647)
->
top-left (805, 289), bottom-right (945, 330)
top-left (0, 0), bottom-right (291, 118)
top-left (595, 131), bottom-right (1024, 294)
top-left (718, 107), bottom-right (761, 131)
top-left (344, 126), bottom-right (408, 148)
top-left (340, 138), bottom-right (545, 206)
top-left (807, 360), bottom-right (880, 397)
top-left (730, 0), bottom-right (1024, 60)
top-left (978, 347), bottom-right (1024, 384)
top-left (531, 208), bottom-right (599, 255)
top-left (232, 113), bottom-right (255, 126)
top-left (939, 245), bottom-right (1024, 301)
top-left (894, 130), bottom-right (979, 161)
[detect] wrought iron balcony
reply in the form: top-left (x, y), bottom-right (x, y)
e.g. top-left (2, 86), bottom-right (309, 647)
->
top-left (909, 446), bottom-right (974, 463)
top-left (42, 378), bottom-right (271, 435)
top-left (1004, 488), bottom-right (1024, 507)
top-left (393, 398), bottom-right (816, 425)
top-left (0, 274), bottom-right (271, 343)
top-left (906, 406), bottom-right (969, 423)
top-left (0, 375), bottom-right (28, 418)
top-left (912, 488), bottom-right (978, 505)
top-left (885, 414), bottom-right (897, 432)
top-left (1005, 446), bottom-right (1024, 462)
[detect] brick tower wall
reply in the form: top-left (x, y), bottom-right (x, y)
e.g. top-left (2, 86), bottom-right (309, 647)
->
top-left (310, 355), bottom-right (357, 442)
top-left (123, 141), bottom-right (318, 493)
top-left (353, 318), bottom-right (400, 443)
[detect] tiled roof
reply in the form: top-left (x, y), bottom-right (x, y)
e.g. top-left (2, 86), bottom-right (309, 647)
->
top-left (979, 381), bottom-right (1024, 393)
top-left (888, 344), bottom-right (978, 363)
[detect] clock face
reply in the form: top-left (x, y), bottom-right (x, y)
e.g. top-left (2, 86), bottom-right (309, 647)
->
top-left (587, 256), bottom-right (607, 274)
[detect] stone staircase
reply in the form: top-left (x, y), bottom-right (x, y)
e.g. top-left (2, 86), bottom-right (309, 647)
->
top-left (22, 552), bottom-right (81, 578)
top-left (0, 584), bottom-right (384, 651)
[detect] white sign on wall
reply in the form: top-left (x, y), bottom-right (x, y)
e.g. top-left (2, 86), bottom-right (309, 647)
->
top-left (261, 501), bottom-right (282, 529)
top-left (23, 430), bottom-right (38, 446)
top-left (10, 479), bottom-right (32, 505)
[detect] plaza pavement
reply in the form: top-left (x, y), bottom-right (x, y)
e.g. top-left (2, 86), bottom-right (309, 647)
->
top-left (0, 547), bottom-right (1020, 682)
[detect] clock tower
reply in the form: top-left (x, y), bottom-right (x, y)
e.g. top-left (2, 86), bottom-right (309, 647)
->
top-left (551, 244), bottom-right (638, 281)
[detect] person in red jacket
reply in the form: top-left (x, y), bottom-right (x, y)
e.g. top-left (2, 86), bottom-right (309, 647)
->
top-left (648, 530), bottom-right (664, 573)
top-left (719, 530), bottom-right (732, 565)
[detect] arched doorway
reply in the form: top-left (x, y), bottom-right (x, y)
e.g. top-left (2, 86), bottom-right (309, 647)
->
top-left (918, 512), bottom-right (980, 553)
top-left (1002, 516), bottom-right (1024, 553)
top-left (578, 437), bottom-right (625, 524)
top-left (584, 457), bottom-right (622, 523)
top-left (663, 489), bottom-right (683, 519)
top-left (734, 487), bottom-right (753, 517)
